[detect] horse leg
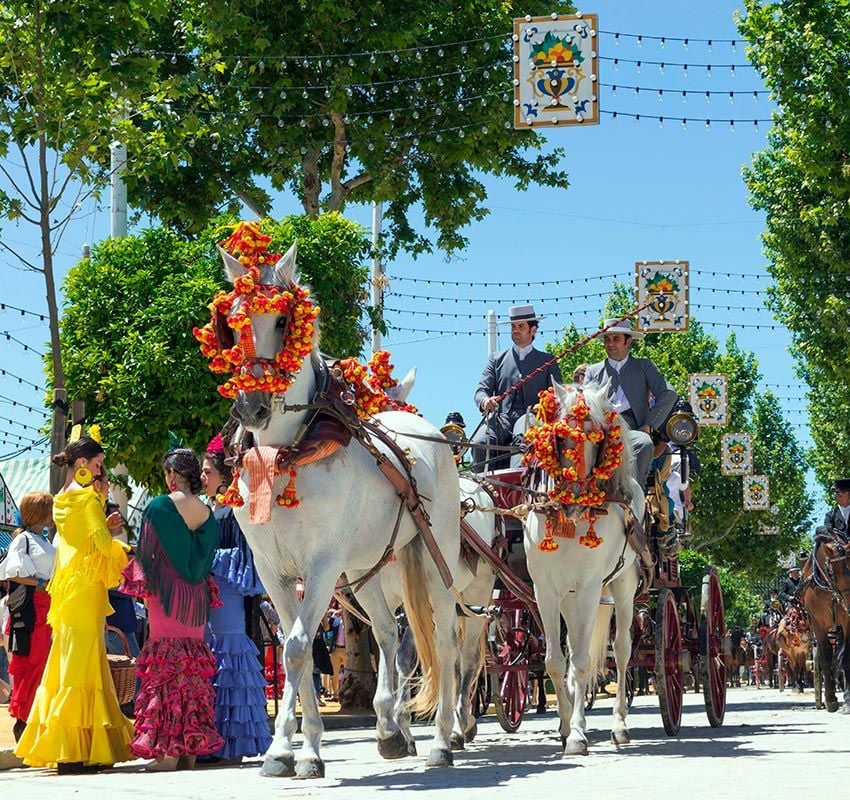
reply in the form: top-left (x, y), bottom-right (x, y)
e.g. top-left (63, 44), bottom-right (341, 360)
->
top-left (279, 569), bottom-right (339, 779)
top-left (609, 567), bottom-right (638, 746)
top-left (354, 581), bottom-right (410, 759)
top-left (452, 616), bottom-right (485, 749)
top-left (536, 588), bottom-right (571, 749)
top-left (560, 588), bottom-right (604, 756)
top-left (258, 580), bottom-right (300, 777)
top-left (841, 624), bottom-right (850, 713)
top-left (425, 580), bottom-right (459, 768)
top-left (818, 633), bottom-right (839, 712)
top-left (393, 625), bottom-right (418, 755)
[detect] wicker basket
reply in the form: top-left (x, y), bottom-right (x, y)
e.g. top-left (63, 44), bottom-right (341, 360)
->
top-left (106, 625), bottom-right (136, 706)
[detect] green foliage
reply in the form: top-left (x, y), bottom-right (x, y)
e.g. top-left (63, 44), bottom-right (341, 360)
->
top-left (109, 1), bottom-right (574, 255)
top-left (59, 213), bottom-right (371, 489)
top-left (549, 282), bottom-right (813, 580)
top-left (738, 2), bottom-right (850, 495)
top-left (678, 550), bottom-right (763, 629)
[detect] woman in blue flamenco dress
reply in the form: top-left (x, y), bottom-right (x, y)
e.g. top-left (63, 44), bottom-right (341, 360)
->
top-left (200, 434), bottom-right (271, 764)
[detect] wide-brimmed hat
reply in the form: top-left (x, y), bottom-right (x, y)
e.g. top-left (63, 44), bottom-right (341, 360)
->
top-left (501, 304), bottom-right (544, 324)
top-left (598, 318), bottom-right (643, 339)
top-left (833, 478), bottom-right (850, 492)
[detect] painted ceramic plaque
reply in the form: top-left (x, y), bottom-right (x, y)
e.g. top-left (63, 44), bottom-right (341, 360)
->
top-left (513, 14), bottom-right (599, 129)
top-left (744, 475), bottom-right (770, 511)
top-left (757, 524), bottom-right (780, 536)
top-left (689, 373), bottom-right (728, 426)
top-left (635, 261), bottom-right (689, 332)
top-left (721, 433), bottom-right (753, 476)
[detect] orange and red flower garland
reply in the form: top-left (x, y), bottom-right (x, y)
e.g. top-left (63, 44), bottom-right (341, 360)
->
top-left (522, 388), bottom-right (624, 551)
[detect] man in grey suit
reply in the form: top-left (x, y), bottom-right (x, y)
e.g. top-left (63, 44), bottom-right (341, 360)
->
top-left (582, 319), bottom-right (678, 485)
top-left (472, 305), bottom-right (562, 472)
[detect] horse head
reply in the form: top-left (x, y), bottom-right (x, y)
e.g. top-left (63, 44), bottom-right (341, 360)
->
top-left (546, 379), bottom-right (636, 500)
top-left (216, 240), bottom-right (320, 438)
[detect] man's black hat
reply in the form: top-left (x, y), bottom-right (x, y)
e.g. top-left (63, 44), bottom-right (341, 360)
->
top-left (445, 411), bottom-right (465, 427)
top-left (834, 478), bottom-right (850, 492)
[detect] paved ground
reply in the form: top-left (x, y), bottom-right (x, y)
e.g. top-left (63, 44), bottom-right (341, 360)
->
top-left (2, 687), bottom-right (849, 799)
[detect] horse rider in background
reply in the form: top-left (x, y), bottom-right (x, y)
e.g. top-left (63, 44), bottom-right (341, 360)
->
top-left (581, 319), bottom-right (678, 486)
top-left (471, 305), bottom-right (562, 473)
top-left (816, 478), bottom-right (850, 541)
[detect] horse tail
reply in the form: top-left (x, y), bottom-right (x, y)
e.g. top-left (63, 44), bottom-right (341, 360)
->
top-left (398, 536), bottom-right (441, 717)
top-left (588, 595), bottom-right (615, 685)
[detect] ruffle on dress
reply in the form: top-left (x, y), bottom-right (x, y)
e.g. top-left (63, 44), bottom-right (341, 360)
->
top-left (210, 546), bottom-right (264, 596)
top-left (121, 559), bottom-right (222, 611)
top-left (208, 631), bottom-right (271, 758)
top-left (130, 637), bottom-right (225, 759)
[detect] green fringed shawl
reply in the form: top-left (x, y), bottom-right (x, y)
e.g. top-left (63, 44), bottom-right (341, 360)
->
top-left (137, 495), bottom-right (218, 625)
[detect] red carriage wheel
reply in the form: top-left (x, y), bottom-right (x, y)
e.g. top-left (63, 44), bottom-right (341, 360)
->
top-left (655, 588), bottom-right (684, 735)
top-left (489, 608), bottom-right (530, 732)
top-left (701, 568), bottom-right (726, 727)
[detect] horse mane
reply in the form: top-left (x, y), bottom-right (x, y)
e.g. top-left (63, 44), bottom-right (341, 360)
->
top-left (560, 381), bottom-right (638, 497)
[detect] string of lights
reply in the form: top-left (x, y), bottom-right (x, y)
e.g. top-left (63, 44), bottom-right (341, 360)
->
top-left (607, 84), bottom-right (768, 101)
top-left (602, 56), bottom-right (754, 71)
top-left (0, 332), bottom-right (45, 356)
top-left (0, 436), bottom-right (50, 461)
top-left (604, 110), bottom-right (771, 127)
top-left (0, 302), bottom-right (48, 322)
top-left (0, 415), bottom-right (44, 432)
top-left (0, 394), bottom-right (45, 414)
top-left (0, 369), bottom-right (44, 392)
top-left (386, 319), bottom-right (791, 335)
top-left (0, 429), bottom-right (42, 444)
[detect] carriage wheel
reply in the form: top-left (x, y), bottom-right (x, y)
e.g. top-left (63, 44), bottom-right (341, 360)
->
top-left (470, 669), bottom-right (492, 718)
top-left (655, 588), bottom-right (684, 735)
top-left (490, 609), bottom-right (530, 732)
top-left (701, 569), bottom-right (726, 727)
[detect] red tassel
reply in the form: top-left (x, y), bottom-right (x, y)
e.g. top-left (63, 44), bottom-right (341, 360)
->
top-left (276, 468), bottom-right (300, 508)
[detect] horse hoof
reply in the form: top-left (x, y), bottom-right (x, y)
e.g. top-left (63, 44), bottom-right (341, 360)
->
top-left (293, 758), bottom-right (325, 780)
top-left (425, 748), bottom-right (454, 768)
top-left (611, 729), bottom-right (630, 746)
top-left (406, 740), bottom-right (418, 757)
top-left (260, 754), bottom-right (296, 778)
top-left (464, 722), bottom-right (478, 744)
top-left (377, 731), bottom-right (409, 760)
top-left (563, 738), bottom-right (588, 756)
top-left (827, 700), bottom-right (840, 713)
top-left (449, 732), bottom-right (465, 751)
top-left (841, 705), bottom-right (850, 715)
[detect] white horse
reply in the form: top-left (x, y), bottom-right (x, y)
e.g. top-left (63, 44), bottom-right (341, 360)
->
top-left (365, 475), bottom-right (498, 755)
top-left (523, 380), bottom-right (642, 755)
top-left (218, 243), bottom-right (462, 778)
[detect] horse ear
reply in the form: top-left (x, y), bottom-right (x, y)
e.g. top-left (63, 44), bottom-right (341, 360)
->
top-left (218, 246), bottom-right (248, 284)
top-left (552, 378), bottom-right (570, 411)
top-left (272, 241), bottom-right (299, 286)
top-left (394, 367), bottom-right (416, 402)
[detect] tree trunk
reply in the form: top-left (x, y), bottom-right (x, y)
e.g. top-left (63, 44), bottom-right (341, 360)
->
top-left (337, 609), bottom-right (377, 709)
top-left (300, 149), bottom-right (321, 218)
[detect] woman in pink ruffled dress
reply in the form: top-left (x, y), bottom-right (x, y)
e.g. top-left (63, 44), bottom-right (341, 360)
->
top-left (121, 448), bottom-right (224, 771)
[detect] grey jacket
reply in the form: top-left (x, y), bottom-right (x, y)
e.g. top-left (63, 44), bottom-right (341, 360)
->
top-left (822, 506), bottom-right (850, 536)
top-left (474, 346), bottom-right (562, 432)
top-left (583, 355), bottom-right (678, 431)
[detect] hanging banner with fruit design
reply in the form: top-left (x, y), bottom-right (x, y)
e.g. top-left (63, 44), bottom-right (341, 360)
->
top-left (513, 13), bottom-right (599, 129)
top-left (721, 433), bottom-right (753, 476)
top-left (635, 261), bottom-right (689, 333)
top-left (756, 524), bottom-right (780, 536)
top-left (689, 373), bottom-right (727, 426)
top-left (743, 475), bottom-right (770, 511)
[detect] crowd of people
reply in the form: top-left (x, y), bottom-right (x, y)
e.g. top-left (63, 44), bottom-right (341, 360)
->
top-left (0, 432), bottom-right (292, 774)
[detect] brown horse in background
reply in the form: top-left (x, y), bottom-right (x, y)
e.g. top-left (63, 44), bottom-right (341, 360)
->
top-left (760, 628), bottom-right (779, 688)
top-left (801, 541), bottom-right (850, 713)
top-left (725, 634), bottom-right (755, 687)
top-left (775, 601), bottom-right (812, 693)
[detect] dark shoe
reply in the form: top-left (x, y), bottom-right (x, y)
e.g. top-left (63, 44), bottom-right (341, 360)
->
top-left (57, 762), bottom-right (107, 775)
top-left (12, 718), bottom-right (26, 742)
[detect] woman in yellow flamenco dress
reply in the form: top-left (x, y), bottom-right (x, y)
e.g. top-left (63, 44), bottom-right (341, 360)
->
top-left (15, 435), bottom-right (134, 773)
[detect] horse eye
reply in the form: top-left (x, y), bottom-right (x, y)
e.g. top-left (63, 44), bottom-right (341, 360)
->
top-left (275, 316), bottom-right (287, 330)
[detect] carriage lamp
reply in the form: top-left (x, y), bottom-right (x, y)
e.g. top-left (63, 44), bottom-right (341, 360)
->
top-left (665, 409), bottom-right (699, 446)
top-left (440, 422), bottom-right (468, 457)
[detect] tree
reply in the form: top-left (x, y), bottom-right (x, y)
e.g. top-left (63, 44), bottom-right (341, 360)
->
top-left (549, 282), bottom-right (812, 580)
top-left (111, 1), bottom-right (574, 255)
top-left (0, 0), bottom-right (178, 484)
top-left (738, 2), bottom-right (850, 494)
top-left (60, 213), bottom-right (370, 489)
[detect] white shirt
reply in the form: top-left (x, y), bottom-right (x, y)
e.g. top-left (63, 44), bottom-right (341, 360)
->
top-left (840, 504), bottom-right (850, 525)
top-left (0, 530), bottom-right (56, 582)
top-left (513, 343), bottom-right (534, 361)
top-left (607, 356), bottom-right (631, 413)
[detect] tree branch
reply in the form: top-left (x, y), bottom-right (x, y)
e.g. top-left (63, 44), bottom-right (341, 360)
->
top-left (231, 185), bottom-right (269, 218)
top-left (342, 170), bottom-right (372, 194)
top-left (0, 239), bottom-right (43, 272)
top-left (692, 510), bottom-right (746, 551)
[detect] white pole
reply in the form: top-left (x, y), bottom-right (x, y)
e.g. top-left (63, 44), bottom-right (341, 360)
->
top-left (110, 139), bottom-right (127, 238)
top-left (487, 309), bottom-right (498, 355)
top-left (371, 201), bottom-right (383, 353)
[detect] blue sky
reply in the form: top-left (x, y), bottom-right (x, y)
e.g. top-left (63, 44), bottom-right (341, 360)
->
top-left (0, 1), bottom-right (824, 519)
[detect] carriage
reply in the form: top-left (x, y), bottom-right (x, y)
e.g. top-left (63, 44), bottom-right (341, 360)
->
top-left (454, 399), bottom-right (727, 737)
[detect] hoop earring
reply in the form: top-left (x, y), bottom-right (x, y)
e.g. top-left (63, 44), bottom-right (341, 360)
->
top-left (75, 467), bottom-right (92, 486)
